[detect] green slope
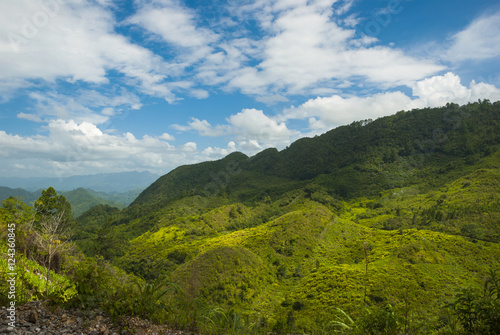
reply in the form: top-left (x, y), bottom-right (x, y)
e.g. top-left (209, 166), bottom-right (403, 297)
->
top-left (75, 100), bottom-right (500, 333)
top-left (62, 188), bottom-right (125, 217)
top-left (0, 186), bottom-right (38, 204)
top-left (132, 101), bottom-right (499, 210)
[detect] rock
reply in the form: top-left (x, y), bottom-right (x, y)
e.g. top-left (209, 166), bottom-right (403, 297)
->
top-left (0, 301), bottom-right (193, 335)
top-left (26, 309), bottom-right (38, 323)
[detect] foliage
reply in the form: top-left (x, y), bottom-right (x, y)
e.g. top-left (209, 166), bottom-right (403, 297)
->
top-left (452, 269), bottom-right (500, 334)
top-left (34, 187), bottom-right (73, 225)
top-left (0, 238), bottom-right (77, 305)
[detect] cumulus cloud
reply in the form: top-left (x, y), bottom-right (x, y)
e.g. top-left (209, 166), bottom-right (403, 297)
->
top-left (0, 119), bottom-right (236, 178)
top-left (171, 73), bottom-right (500, 152)
top-left (202, 141), bottom-right (238, 158)
top-left (159, 133), bottom-right (175, 141)
top-left (278, 73), bottom-right (500, 132)
top-left (444, 11), bottom-right (500, 62)
top-left (216, 0), bottom-right (444, 96)
top-left (228, 108), bottom-right (295, 141)
top-left (278, 91), bottom-right (423, 132)
top-left (0, 0), bottom-right (181, 101)
top-left (412, 72), bottom-right (500, 107)
top-left (173, 108), bottom-right (298, 153)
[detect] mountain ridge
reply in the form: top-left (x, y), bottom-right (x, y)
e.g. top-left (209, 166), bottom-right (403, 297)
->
top-left (131, 101), bottom-right (499, 211)
top-left (0, 171), bottom-right (159, 193)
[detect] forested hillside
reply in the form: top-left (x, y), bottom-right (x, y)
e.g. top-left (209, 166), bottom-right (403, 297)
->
top-left (2, 100), bottom-right (500, 334)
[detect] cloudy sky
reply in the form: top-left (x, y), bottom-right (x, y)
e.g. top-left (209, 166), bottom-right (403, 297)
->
top-left (1, 0), bottom-right (500, 178)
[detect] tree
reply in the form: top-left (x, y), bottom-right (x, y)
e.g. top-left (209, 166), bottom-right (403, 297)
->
top-left (34, 210), bottom-right (73, 296)
top-left (32, 188), bottom-right (74, 296)
top-left (1, 196), bottom-right (33, 222)
top-left (34, 187), bottom-right (73, 227)
top-left (1, 196), bottom-right (36, 258)
top-left (93, 218), bottom-right (125, 260)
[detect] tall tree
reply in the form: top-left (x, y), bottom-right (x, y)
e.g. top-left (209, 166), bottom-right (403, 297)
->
top-left (34, 187), bottom-right (73, 227)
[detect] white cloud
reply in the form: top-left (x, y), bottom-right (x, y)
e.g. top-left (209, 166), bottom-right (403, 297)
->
top-left (444, 11), bottom-right (500, 62)
top-left (129, 0), bottom-right (218, 55)
top-left (159, 133), bottom-right (175, 141)
top-left (0, 78), bottom-right (32, 102)
top-left (238, 139), bottom-right (262, 152)
top-left (0, 0), bottom-right (448, 104)
top-left (0, 0), bottom-right (180, 101)
top-left (182, 142), bottom-right (197, 152)
top-left (17, 113), bottom-right (43, 123)
top-left (202, 142), bottom-right (238, 158)
top-left (278, 72), bottom-right (500, 132)
top-left (171, 108), bottom-right (298, 154)
top-left (20, 90), bottom-right (142, 125)
top-left (228, 108), bottom-right (295, 141)
top-left (217, 0), bottom-right (445, 97)
top-left (174, 108), bottom-right (296, 142)
top-left (172, 118), bottom-right (229, 137)
top-left (279, 91), bottom-right (423, 132)
top-left (334, 0), bottom-right (355, 15)
top-left (347, 47), bottom-right (445, 88)
top-left (101, 108), bottom-right (115, 116)
top-left (412, 72), bottom-right (500, 107)
top-left (0, 119), bottom-right (232, 177)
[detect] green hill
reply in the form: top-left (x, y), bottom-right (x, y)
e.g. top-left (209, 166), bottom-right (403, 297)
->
top-left (0, 186), bottom-right (38, 204)
top-left (103, 100), bottom-right (500, 333)
top-left (3, 100), bottom-right (499, 334)
top-left (133, 101), bottom-right (499, 208)
top-left (62, 188), bottom-right (125, 217)
top-left (0, 187), bottom-right (132, 217)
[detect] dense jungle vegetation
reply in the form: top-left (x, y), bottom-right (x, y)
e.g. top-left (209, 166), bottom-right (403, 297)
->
top-left (1, 100), bottom-right (500, 334)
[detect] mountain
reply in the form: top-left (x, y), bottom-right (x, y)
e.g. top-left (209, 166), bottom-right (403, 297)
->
top-left (0, 186), bottom-right (38, 204)
top-left (132, 100), bottom-right (499, 208)
top-left (0, 186), bottom-right (140, 217)
top-left (0, 171), bottom-right (159, 193)
top-left (64, 100), bottom-right (500, 332)
top-left (61, 188), bottom-right (125, 217)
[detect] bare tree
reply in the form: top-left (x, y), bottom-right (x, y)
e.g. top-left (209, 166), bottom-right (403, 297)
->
top-left (33, 210), bottom-right (72, 296)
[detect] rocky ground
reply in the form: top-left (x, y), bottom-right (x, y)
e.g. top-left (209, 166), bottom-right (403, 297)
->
top-left (0, 301), bottom-right (194, 335)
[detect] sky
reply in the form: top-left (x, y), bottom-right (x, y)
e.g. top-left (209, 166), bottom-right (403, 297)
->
top-left (1, 0), bottom-right (500, 178)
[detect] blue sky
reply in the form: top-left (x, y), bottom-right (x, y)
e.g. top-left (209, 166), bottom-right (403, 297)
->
top-left (1, 0), bottom-right (500, 178)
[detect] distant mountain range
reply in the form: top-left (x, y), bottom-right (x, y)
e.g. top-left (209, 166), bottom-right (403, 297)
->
top-left (0, 186), bottom-right (144, 217)
top-left (0, 171), bottom-right (159, 193)
top-left (0, 171), bottom-right (160, 216)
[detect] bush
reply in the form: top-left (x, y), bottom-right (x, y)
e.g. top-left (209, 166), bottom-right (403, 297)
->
top-left (452, 269), bottom-right (500, 334)
top-left (354, 305), bottom-right (401, 335)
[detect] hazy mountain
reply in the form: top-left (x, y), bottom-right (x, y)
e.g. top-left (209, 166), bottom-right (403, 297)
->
top-left (0, 171), bottom-right (159, 193)
top-left (0, 186), bottom-right (39, 204)
top-left (61, 188), bottom-right (125, 217)
top-left (0, 186), bottom-right (144, 217)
